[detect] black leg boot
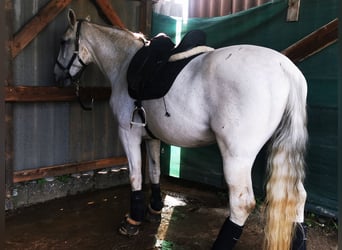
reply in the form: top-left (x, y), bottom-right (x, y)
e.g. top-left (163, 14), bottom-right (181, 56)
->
top-left (291, 223), bottom-right (307, 250)
top-left (119, 190), bottom-right (145, 236)
top-left (146, 184), bottom-right (164, 223)
top-left (212, 218), bottom-right (244, 250)
top-left (150, 184), bottom-right (164, 211)
top-left (130, 190), bottom-right (145, 222)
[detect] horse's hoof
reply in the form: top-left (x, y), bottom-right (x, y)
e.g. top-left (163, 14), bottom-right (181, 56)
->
top-left (145, 204), bottom-right (162, 223)
top-left (118, 217), bottom-right (141, 236)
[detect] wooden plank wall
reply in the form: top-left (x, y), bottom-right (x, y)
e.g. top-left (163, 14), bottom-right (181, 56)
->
top-left (5, 0), bottom-right (135, 185)
top-left (9, 0), bottom-right (72, 59)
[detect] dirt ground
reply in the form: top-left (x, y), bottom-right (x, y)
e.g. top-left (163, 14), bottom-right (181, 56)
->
top-left (5, 177), bottom-right (338, 250)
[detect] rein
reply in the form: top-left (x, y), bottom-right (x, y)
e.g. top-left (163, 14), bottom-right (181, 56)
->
top-left (56, 19), bottom-right (94, 110)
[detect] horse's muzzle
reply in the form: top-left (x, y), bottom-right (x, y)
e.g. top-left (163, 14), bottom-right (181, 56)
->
top-left (54, 65), bottom-right (72, 87)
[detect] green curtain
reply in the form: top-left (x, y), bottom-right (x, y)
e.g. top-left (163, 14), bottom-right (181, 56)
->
top-left (152, 0), bottom-right (287, 48)
top-left (153, 0), bottom-right (338, 217)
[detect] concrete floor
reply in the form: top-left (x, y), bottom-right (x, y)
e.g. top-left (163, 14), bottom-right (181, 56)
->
top-left (5, 177), bottom-right (338, 250)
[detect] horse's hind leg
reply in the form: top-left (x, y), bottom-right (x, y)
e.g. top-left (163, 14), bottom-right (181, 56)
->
top-left (292, 182), bottom-right (307, 250)
top-left (145, 139), bottom-right (164, 222)
top-left (212, 151), bottom-right (256, 250)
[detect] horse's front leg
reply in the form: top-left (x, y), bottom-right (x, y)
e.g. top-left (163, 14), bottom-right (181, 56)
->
top-left (118, 128), bottom-right (145, 236)
top-left (145, 139), bottom-right (164, 222)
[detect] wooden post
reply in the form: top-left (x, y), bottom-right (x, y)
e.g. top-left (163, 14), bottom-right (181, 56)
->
top-left (139, 0), bottom-right (153, 35)
top-left (0, 2), bottom-right (7, 247)
top-left (9, 0), bottom-right (72, 59)
top-left (287, 0), bottom-right (301, 22)
top-left (5, 0), bottom-right (14, 198)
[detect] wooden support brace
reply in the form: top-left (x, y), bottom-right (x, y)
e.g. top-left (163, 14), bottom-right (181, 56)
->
top-left (9, 0), bottom-right (72, 59)
top-left (282, 18), bottom-right (338, 63)
top-left (287, 0), bottom-right (301, 22)
top-left (8, 0), bottom-right (126, 59)
top-left (93, 0), bottom-right (126, 28)
top-left (13, 157), bottom-right (128, 183)
top-left (5, 86), bottom-right (111, 102)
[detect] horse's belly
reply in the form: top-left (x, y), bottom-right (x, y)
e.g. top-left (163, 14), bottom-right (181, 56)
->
top-left (155, 130), bottom-right (216, 148)
top-left (145, 112), bottom-right (216, 147)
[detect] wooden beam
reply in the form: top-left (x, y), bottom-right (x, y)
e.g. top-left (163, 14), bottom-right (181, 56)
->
top-left (9, 0), bottom-right (72, 59)
top-left (5, 86), bottom-right (111, 102)
top-left (93, 0), bottom-right (126, 28)
top-left (13, 157), bottom-right (128, 183)
top-left (139, 0), bottom-right (153, 35)
top-left (287, 0), bottom-right (301, 22)
top-left (282, 18), bottom-right (338, 63)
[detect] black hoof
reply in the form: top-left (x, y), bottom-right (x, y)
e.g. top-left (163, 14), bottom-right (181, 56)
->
top-left (145, 205), bottom-right (162, 223)
top-left (291, 223), bottom-right (307, 250)
top-left (118, 217), bottom-right (140, 236)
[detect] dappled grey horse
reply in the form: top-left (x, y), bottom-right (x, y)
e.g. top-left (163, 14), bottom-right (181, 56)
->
top-left (54, 9), bottom-right (308, 250)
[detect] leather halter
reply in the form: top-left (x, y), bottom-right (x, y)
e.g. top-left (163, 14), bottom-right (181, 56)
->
top-left (56, 20), bottom-right (87, 83)
top-left (56, 20), bottom-right (93, 110)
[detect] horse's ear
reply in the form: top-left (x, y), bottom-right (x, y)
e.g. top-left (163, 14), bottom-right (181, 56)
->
top-left (68, 9), bottom-right (77, 28)
top-left (85, 15), bottom-right (91, 22)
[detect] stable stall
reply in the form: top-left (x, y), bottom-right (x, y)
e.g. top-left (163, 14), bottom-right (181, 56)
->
top-left (3, 0), bottom-right (339, 249)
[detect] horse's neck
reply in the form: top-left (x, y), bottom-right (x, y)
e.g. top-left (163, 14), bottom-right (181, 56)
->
top-left (84, 23), bottom-right (143, 91)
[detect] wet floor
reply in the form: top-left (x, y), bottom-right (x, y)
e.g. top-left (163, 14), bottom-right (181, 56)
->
top-left (5, 177), bottom-right (227, 250)
top-left (5, 177), bottom-right (338, 250)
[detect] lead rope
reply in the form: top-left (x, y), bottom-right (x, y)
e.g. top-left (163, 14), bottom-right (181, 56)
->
top-left (75, 82), bottom-right (94, 111)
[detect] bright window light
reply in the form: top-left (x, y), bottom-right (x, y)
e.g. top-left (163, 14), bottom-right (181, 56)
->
top-left (169, 145), bottom-right (181, 177)
top-left (174, 0), bottom-right (189, 44)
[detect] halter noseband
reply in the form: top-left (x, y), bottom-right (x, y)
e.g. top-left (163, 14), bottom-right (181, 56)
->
top-left (56, 19), bottom-right (87, 83)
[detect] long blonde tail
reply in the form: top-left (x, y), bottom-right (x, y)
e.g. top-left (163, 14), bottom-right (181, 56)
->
top-left (264, 75), bottom-right (308, 250)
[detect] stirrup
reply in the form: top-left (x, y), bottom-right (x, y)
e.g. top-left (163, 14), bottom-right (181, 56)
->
top-left (130, 105), bottom-right (147, 127)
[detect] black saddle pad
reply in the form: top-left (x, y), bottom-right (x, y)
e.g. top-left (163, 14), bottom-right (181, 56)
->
top-left (127, 31), bottom-right (206, 100)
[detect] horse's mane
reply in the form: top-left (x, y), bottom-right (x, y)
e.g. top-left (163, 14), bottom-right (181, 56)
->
top-left (132, 32), bottom-right (149, 44)
top-left (85, 20), bottom-right (148, 45)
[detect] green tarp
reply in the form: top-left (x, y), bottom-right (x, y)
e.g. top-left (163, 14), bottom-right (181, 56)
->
top-left (152, 0), bottom-right (338, 217)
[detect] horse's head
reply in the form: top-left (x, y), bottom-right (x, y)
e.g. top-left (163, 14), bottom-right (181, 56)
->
top-left (54, 9), bottom-right (92, 86)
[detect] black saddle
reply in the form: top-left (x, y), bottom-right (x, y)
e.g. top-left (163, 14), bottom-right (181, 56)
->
top-left (172, 30), bottom-right (206, 54)
top-left (127, 30), bottom-right (207, 100)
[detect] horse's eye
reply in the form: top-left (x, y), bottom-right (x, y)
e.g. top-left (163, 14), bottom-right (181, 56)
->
top-left (60, 38), bottom-right (72, 46)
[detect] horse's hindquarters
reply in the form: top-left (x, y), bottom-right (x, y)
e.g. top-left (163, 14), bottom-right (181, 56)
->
top-left (143, 45), bottom-right (295, 150)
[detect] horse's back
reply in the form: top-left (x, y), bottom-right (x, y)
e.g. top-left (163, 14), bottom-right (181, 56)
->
top-left (170, 44), bottom-right (302, 119)
top-left (198, 44), bottom-right (303, 90)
